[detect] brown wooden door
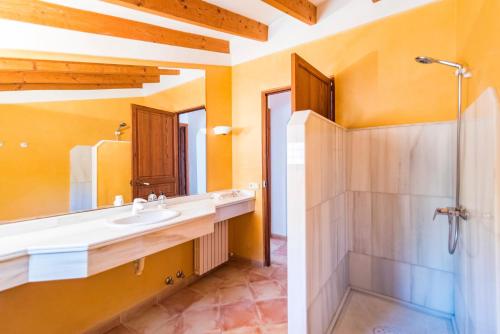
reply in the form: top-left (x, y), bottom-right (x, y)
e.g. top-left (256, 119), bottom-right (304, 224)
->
top-left (291, 53), bottom-right (335, 121)
top-left (132, 104), bottom-right (179, 199)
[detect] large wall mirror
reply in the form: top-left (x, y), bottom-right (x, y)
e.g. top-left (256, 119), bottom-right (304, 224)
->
top-left (0, 59), bottom-right (206, 223)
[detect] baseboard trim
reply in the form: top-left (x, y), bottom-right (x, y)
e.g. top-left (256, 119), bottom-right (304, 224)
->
top-left (229, 254), bottom-right (265, 268)
top-left (327, 286), bottom-right (351, 333)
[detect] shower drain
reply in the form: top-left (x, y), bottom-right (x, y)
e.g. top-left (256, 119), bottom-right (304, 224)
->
top-left (372, 326), bottom-right (404, 334)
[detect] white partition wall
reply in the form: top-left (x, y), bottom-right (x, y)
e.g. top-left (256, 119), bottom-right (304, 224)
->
top-left (455, 87), bottom-right (500, 334)
top-left (287, 110), bottom-right (349, 334)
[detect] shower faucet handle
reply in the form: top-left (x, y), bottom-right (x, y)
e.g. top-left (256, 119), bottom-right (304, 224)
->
top-left (433, 207), bottom-right (451, 221)
top-left (433, 207), bottom-right (470, 221)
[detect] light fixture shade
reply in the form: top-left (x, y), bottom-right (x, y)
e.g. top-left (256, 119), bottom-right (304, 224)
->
top-left (213, 126), bottom-right (232, 135)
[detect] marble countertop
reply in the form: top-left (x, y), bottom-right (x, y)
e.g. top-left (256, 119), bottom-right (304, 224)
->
top-left (0, 190), bottom-right (255, 262)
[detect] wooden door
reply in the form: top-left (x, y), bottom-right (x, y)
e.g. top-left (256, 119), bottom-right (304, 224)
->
top-left (291, 53), bottom-right (335, 121)
top-left (132, 104), bottom-right (179, 199)
top-left (178, 123), bottom-right (189, 196)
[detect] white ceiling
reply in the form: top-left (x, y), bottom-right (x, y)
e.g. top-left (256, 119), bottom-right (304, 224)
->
top-left (0, 0), bottom-right (437, 66)
top-left (0, 0), bottom-right (436, 102)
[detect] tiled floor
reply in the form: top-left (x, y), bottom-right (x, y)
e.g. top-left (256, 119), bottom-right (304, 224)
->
top-left (332, 290), bottom-right (454, 334)
top-left (106, 239), bottom-right (288, 334)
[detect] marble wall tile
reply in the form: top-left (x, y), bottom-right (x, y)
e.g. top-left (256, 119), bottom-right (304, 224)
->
top-left (347, 129), bottom-right (371, 192)
top-left (347, 191), bottom-right (372, 254)
top-left (371, 193), bottom-right (412, 263)
top-left (409, 123), bottom-right (455, 197)
top-left (370, 127), bottom-right (410, 194)
top-left (411, 195), bottom-right (454, 272)
top-left (371, 256), bottom-right (412, 302)
top-left (410, 265), bottom-right (454, 314)
top-left (348, 252), bottom-right (372, 291)
top-left (288, 111), bottom-right (349, 334)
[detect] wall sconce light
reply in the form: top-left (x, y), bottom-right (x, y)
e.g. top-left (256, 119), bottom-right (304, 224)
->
top-left (213, 126), bottom-right (232, 136)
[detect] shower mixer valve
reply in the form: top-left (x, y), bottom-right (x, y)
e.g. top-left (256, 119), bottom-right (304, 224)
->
top-left (433, 207), bottom-right (469, 221)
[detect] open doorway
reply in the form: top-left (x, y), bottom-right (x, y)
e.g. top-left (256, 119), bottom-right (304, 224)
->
top-left (178, 106), bottom-right (207, 196)
top-left (262, 88), bottom-right (291, 266)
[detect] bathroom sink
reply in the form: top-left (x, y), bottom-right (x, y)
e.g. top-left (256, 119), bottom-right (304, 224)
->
top-left (110, 208), bottom-right (180, 226)
top-left (211, 190), bottom-right (242, 200)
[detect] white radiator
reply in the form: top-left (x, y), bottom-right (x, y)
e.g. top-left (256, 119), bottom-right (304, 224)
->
top-left (194, 220), bottom-right (229, 275)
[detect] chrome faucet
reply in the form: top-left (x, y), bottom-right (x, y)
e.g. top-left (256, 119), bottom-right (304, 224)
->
top-left (132, 198), bottom-right (148, 215)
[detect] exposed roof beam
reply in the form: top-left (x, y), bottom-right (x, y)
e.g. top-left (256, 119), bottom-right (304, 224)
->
top-left (0, 0), bottom-right (229, 53)
top-left (0, 58), bottom-right (180, 76)
top-left (0, 83), bottom-right (143, 91)
top-left (106, 0), bottom-right (268, 41)
top-left (0, 72), bottom-right (160, 85)
top-left (262, 0), bottom-right (317, 25)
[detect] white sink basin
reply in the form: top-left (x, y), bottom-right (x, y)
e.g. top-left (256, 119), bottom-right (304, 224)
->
top-left (110, 208), bottom-right (180, 226)
top-left (211, 190), bottom-right (242, 200)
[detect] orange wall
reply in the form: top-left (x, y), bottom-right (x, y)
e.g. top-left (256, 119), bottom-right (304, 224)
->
top-left (457, 0), bottom-right (500, 105)
top-left (145, 77), bottom-right (205, 112)
top-left (230, 0), bottom-right (458, 262)
top-left (0, 97), bottom-right (140, 222)
top-left (0, 67), bottom-right (232, 334)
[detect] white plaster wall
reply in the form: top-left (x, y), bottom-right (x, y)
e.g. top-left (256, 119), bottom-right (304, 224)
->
top-left (287, 110), bottom-right (349, 334)
top-left (269, 91), bottom-right (291, 237)
top-left (179, 109), bottom-right (206, 195)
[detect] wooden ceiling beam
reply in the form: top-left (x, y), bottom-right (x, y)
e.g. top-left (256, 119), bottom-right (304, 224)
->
top-left (157, 69), bottom-right (181, 75)
top-left (105, 0), bottom-right (268, 41)
top-left (0, 83), bottom-right (143, 91)
top-left (0, 72), bottom-right (160, 85)
top-left (0, 58), bottom-right (180, 76)
top-left (0, 0), bottom-right (229, 53)
top-left (262, 0), bottom-right (317, 25)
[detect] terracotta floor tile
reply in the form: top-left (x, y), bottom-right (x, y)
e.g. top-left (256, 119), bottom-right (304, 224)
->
top-left (248, 272), bottom-right (269, 283)
top-left (256, 299), bottom-right (287, 325)
top-left (123, 305), bottom-right (179, 334)
top-left (189, 275), bottom-right (225, 295)
top-left (107, 242), bottom-right (288, 334)
top-left (274, 244), bottom-right (287, 256)
top-left (179, 305), bottom-right (220, 334)
top-left (219, 284), bottom-right (253, 305)
top-left (249, 280), bottom-right (286, 301)
top-left (159, 288), bottom-right (205, 318)
top-left (221, 301), bottom-right (261, 331)
top-left (270, 267), bottom-right (287, 281)
top-left (186, 288), bottom-right (219, 311)
top-left (270, 255), bottom-right (287, 266)
top-left (249, 266), bottom-right (276, 279)
top-left (260, 323), bottom-right (288, 334)
top-left (223, 326), bottom-right (263, 334)
top-left (214, 266), bottom-right (250, 287)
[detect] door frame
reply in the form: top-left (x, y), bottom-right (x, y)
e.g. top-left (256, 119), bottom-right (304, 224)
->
top-left (262, 86), bottom-right (291, 267)
top-left (178, 123), bottom-right (190, 196)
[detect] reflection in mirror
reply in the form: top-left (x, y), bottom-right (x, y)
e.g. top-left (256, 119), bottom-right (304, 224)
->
top-left (0, 63), bottom-right (206, 223)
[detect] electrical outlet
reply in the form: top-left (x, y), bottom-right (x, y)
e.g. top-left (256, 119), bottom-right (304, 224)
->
top-left (248, 182), bottom-right (260, 190)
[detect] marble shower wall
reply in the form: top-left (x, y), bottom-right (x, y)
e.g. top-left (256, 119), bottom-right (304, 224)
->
top-left (287, 111), bottom-right (349, 334)
top-left (347, 121), bottom-right (457, 314)
top-left (455, 88), bottom-right (500, 334)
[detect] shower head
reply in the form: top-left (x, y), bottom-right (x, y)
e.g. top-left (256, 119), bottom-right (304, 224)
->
top-left (415, 56), bottom-right (437, 64)
top-left (415, 56), bottom-right (463, 69)
top-left (116, 122), bottom-right (127, 130)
